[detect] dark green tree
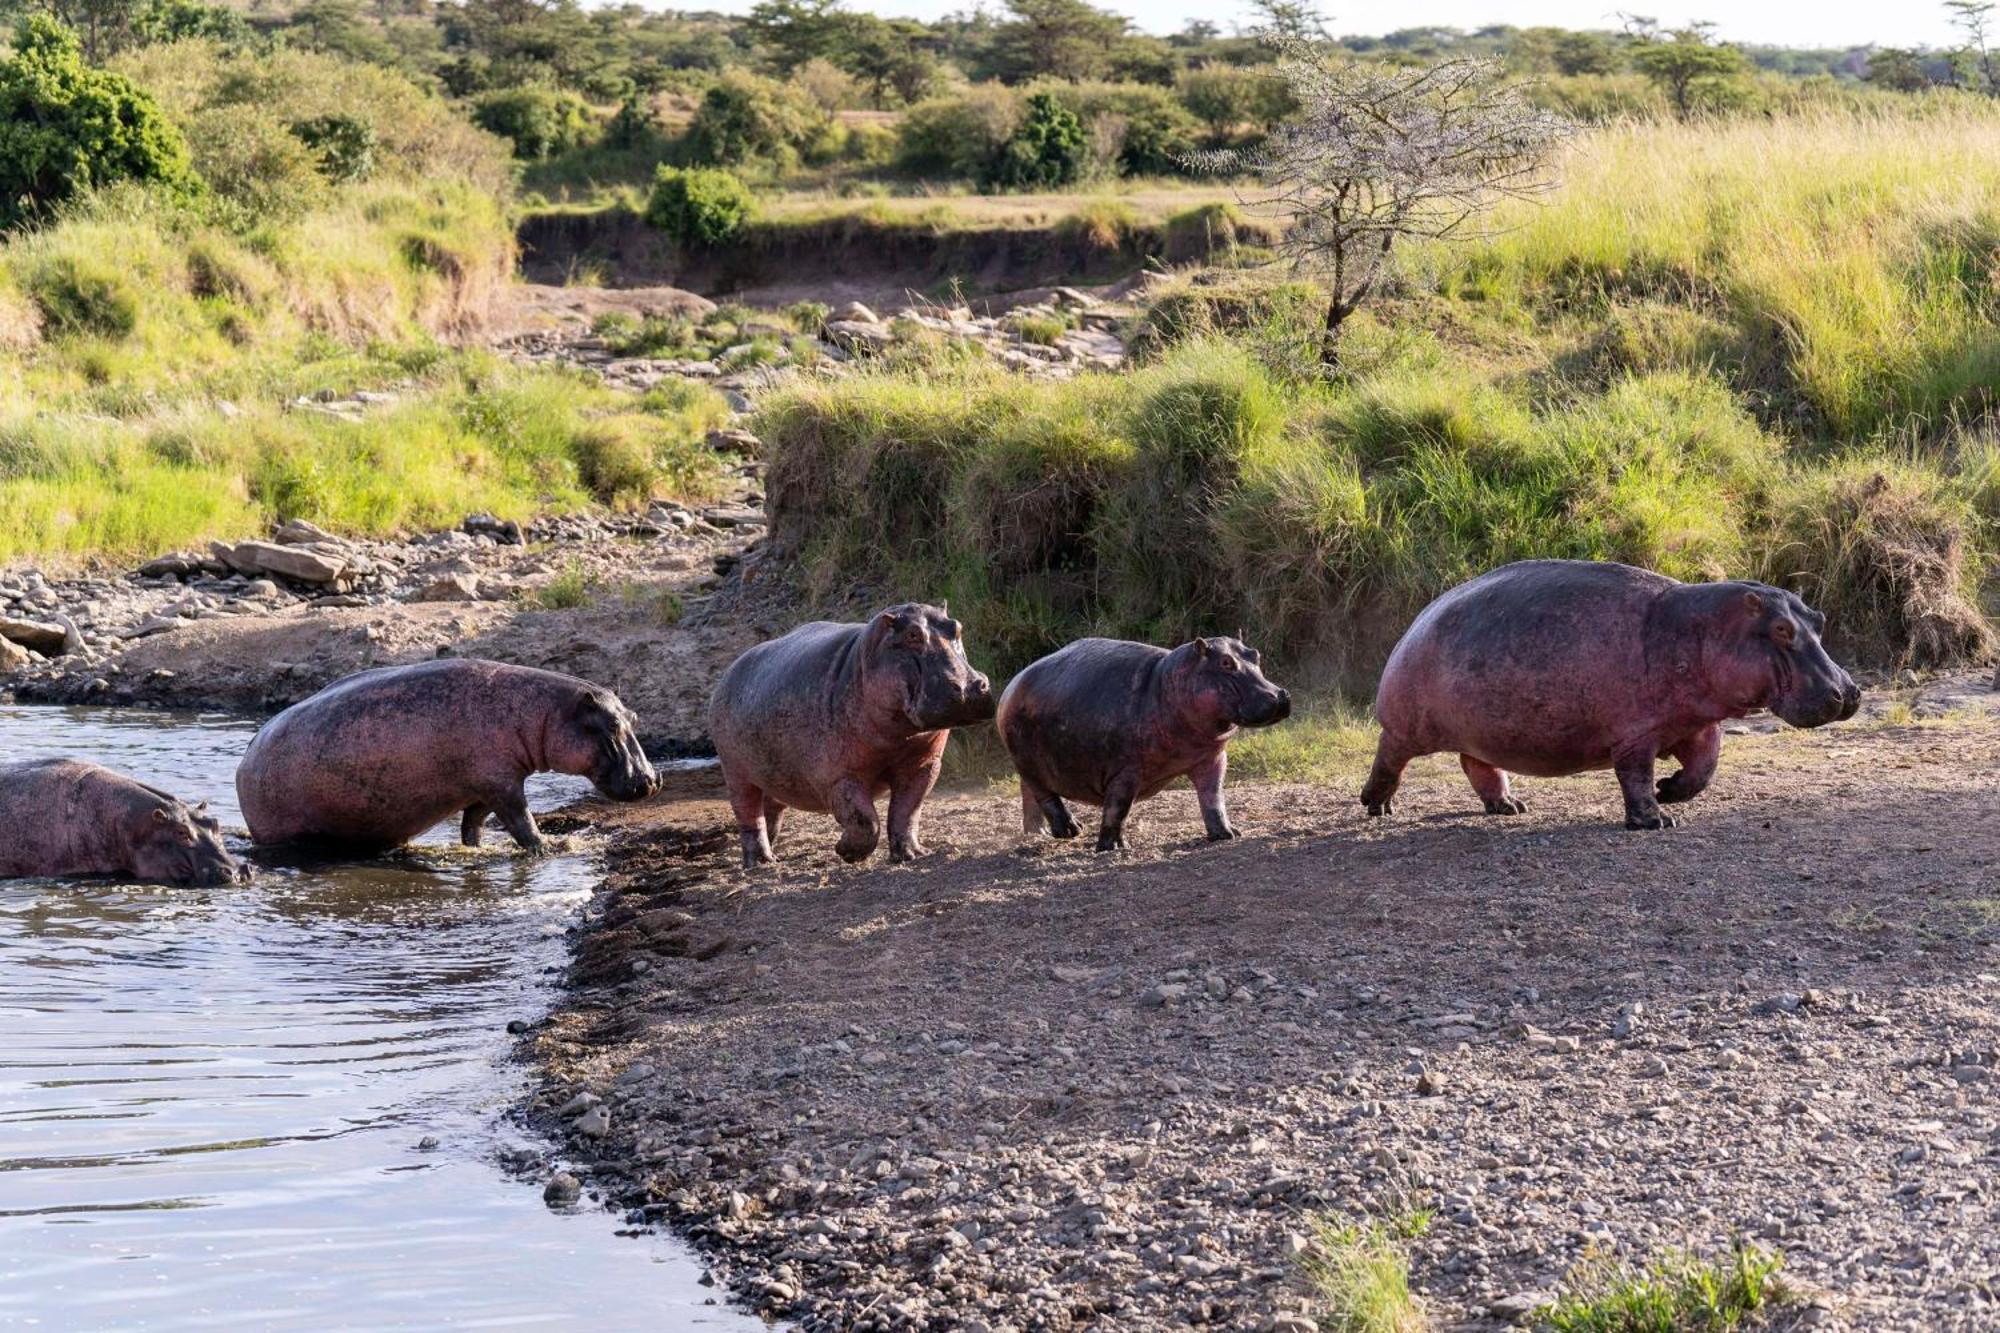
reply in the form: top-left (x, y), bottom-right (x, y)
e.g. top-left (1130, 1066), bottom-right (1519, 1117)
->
top-left (987, 0), bottom-right (1127, 83)
top-left (741, 0), bottom-right (846, 75)
top-left (985, 90), bottom-right (1085, 188)
top-left (1627, 21), bottom-right (1749, 118)
top-left (1865, 47), bottom-right (1931, 91)
top-left (0, 15), bottom-right (197, 226)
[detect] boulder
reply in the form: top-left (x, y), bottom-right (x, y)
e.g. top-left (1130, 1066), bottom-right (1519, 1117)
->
top-left (272, 518), bottom-right (338, 546)
top-left (211, 539), bottom-right (347, 585)
top-left (0, 634), bottom-right (29, 671)
top-left (825, 319), bottom-right (895, 352)
top-left (410, 574), bottom-right (482, 603)
top-left (831, 301), bottom-right (880, 324)
top-left (706, 428), bottom-right (762, 456)
top-left (0, 615), bottom-right (67, 656)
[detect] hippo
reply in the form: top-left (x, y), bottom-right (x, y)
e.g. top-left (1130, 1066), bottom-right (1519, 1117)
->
top-left (998, 636), bottom-right (1292, 852)
top-left (709, 603), bottom-right (995, 869)
top-left (1359, 560), bottom-right (1861, 830)
top-left (236, 659), bottom-right (658, 852)
top-left (0, 758), bottom-right (247, 886)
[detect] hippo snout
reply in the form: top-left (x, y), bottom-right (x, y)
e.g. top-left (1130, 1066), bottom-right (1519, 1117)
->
top-left (963, 674), bottom-right (997, 720)
top-left (1242, 688), bottom-right (1291, 727)
top-left (1837, 678), bottom-right (1861, 721)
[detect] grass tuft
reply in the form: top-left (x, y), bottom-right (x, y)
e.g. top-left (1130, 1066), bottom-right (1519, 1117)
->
top-left (1299, 1217), bottom-right (1426, 1333)
top-left (1543, 1241), bottom-right (1795, 1333)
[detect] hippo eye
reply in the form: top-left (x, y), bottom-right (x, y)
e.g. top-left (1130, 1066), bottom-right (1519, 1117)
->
top-left (1219, 656), bottom-right (1239, 672)
top-left (1772, 620), bottom-right (1796, 649)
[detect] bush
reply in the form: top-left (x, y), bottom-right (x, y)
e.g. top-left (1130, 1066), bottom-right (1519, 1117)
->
top-left (1040, 81), bottom-right (1202, 176)
top-left (0, 17), bottom-right (198, 228)
top-left (13, 250), bottom-right (142, 338)
top-left (645, 165), bottom-right (754, 246)
top-left (473, 86), bottom-right (595, 160)
top-left (185, 105), bottom-right (331, 222)
top-left (684, 69), bottom-right (830, 168)
top-left (290, 115), bottom-right (377, 183)
top-left (896, 86), bottom-right (1020, 178)
top-left (985, 92), bottom-right (1087, 190)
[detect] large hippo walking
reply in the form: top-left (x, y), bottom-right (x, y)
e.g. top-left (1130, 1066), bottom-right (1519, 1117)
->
top-left (236, 659), bottom-right (658, 852)
top-left (709, 603), bottom-right (994, 869)
top-left (1360, 560), bottom-right (1860, 830)
top-left (0, 758), bottom-right (246, 885)
top-left (998, 636), bottom-right (1291, 851)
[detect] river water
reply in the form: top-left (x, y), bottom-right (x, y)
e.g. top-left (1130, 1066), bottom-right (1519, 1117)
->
top-left (0, 705), bottom-right (754, 1330)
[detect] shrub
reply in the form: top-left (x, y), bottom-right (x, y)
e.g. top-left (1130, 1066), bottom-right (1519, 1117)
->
top-left (1039, 81), bottom-right (1201, 176)
top-left (0, 17), bottom-right (198, 228)
top-left (472, 86), bottom-right (595, 160)
top-left (645, 165), bottom-right (753, 246)
top-left (571, 412), bottom-right (715, 507)
top-left (684, 69), bottom-right (830, 168)
top-left (186, 104), bottom-right (331, 222)
top-left (290, 115), bottom-right (377, 183)
top-left (897, 86), bottom-right (1020, 178)
top-left (985, 92), bottom-right (1088, 190)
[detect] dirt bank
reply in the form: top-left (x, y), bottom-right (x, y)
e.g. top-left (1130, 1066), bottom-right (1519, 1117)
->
top-left (524, 683), bottom-right (2000, 1331)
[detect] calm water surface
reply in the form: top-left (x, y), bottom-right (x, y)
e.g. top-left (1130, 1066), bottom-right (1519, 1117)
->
top-left (0, 705), bottom-right (754, 1330)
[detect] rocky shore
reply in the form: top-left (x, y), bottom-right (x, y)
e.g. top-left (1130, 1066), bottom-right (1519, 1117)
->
top-left (519, 692), bottom-right (1999, 1332)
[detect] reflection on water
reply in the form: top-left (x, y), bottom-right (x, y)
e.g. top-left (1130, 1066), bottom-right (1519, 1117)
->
top-left (0, 706), bottom-right (753, 1330)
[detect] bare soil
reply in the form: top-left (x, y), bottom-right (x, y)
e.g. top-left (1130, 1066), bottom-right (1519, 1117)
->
top-left (530, 692), bottom-right (1999, 1332)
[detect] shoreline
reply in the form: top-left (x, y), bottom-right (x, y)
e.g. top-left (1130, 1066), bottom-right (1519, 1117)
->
top-left (519, 688), bottom-right (2000, 1332)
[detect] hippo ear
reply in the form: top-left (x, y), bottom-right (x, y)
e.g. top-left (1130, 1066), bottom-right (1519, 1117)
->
top-left (1192, 637), bottom-right (1210, 658)
top-left (939, 599), bottom-right (949, 616)
top-left (1741, 590), bottom-right (1764, 617)
top-left (151, 808), bottom-right (171, 824)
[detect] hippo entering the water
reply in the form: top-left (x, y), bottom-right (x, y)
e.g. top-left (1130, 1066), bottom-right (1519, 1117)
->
top-left (1360, 559), bottom-right (1861, 830)
top-left (709, 603), bottom-right (995, 869)
top-left (0, 758), bottom-right (247, 885)
top-left (236, 659), bottom-right (658, 853)
top-left (998, 636), bottom-right (1292, 852)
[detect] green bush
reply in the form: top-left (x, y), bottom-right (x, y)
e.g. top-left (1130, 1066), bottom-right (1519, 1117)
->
top-left (896, 86), bottom-right (1020, 178)
top-left (645, 165), bottom-right (754, 246)
top-left (0, 17), bottom-right (198, 228)
top-left (684, 69), bottom-right (830, 168)
top-left (472, 86), bottom-right (595, 160)
top-left (13, 250), bottom-right (142, 338)
top-left (1040, 81), bottom-right (1201, 176)
top-left (186, 104), bottom-right (331, 222)
top-left (985, 92), bottom-right (1087, 190)
top-left (290, 115), bottom-right (377, 183)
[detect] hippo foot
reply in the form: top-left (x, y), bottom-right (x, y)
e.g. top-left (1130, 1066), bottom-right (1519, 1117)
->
top-left (1363, 798), bottom-right (1393, 817)
top-left (1655, 777), bottom-right (1700, 805)
top-left (1094, 832), bottom-right (1127, 854)
top-left (1045, 810), bottom-right (1081, 840)
top-left (835, 836), bottom-right (878, 864)
top-left (1481, 797), bottom-right (1528, 816)
top-left (1624, 812), bottom-right (1678, 831)
top-left (888, 840), bottom-right (926, 863)
top-left (1204, 821), bottom-right (1239, 841)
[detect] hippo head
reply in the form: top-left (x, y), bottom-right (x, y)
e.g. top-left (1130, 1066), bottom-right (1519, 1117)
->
top-left (865, 603), bottom-right (995, 732)
top-left (132, 802), bottom-right (248, 887)
top-left (551, 690), bottom-right (659, 802)
top-left (1704, 584), bottom-right (1861, 728)
top-left (1170, 636), bottom-right (1293, 733)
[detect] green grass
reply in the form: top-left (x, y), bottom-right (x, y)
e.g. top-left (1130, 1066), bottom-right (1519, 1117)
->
top-left (530, 562), bottom-right (597, 610)
top-left (1299, 1217), bottom-right (1427, 1333)
top-left (1543, 1242), bottom-right (1795, 1333)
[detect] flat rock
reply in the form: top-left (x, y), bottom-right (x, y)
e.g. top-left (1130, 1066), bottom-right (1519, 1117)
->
top-left (0, 616), bottom-right (66, 655)
top-left (212, 540), bottom-right (346, 585)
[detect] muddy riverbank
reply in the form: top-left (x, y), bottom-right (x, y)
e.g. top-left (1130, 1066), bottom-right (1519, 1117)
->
top-left (524, 682), bottom-right (1999, 1332)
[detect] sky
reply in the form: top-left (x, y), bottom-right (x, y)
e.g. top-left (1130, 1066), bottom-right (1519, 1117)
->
top-left (689, 2), bottom-right (1971, 51)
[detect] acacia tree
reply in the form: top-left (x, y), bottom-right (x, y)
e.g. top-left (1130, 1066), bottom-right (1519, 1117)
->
top-left (1625, 19), bottom-right (1748, 118)
top-left (1945, 0), bottom-right (1999, 94)
top-left (1203, 42), bottom-right (1570, 368)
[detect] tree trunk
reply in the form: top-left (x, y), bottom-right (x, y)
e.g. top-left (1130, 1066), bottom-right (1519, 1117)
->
top-left (1319, 299), bottom-right (1345, 368)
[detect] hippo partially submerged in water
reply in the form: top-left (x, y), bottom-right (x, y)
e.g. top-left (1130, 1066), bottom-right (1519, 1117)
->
top-left (1360, 560), bottom-right (1860, 830)
top-left (998, 636), bottom-right (1292, 851)
top-left (0, 758), bottom-right (247, 885)
top-left (236, 659), bottom-right (658, 853)
top-left (709, 603), bottom-right (995, 869)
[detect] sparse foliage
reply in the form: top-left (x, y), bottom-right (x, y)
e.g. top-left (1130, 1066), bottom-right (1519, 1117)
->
top-left (1626, 19), bottom-right (1751, 118)
top-left (1946, 1), bottom-right (2000, 94)
top-left (1202, 42), bottom-right (1571, 367)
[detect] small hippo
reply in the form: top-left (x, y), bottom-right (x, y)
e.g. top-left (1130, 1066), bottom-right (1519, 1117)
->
top-left (709, 603), bottom-right (995, 869)
top-left (0, 758), bottom-right (246, 886)
top-left (997, 636), bottom-right (1292, 852)
top-left (236, 659), bottom-right (658, 852)
top-left (1360, 560), bottom-right (1861, 830)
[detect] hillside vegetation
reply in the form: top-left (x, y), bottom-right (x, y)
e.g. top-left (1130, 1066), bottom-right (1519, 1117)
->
top-left (759, 105), bottom-right (2000, 685)
top-left (0, 37), bottom-right (727, 562)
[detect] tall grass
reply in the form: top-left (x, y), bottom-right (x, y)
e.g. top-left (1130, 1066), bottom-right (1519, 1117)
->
top-left (760, 335), bottom-right (1992, 686)
top-left (1434, 106), bottom-right (2000, 439)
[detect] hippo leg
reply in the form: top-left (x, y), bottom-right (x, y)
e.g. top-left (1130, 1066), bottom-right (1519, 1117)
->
top-left (1020, 777), bottom-right (1080, 840)
top-left (725, 782), bottom-right (774, 869)
top-left (1656, 724), bottom-right (1721, 805)
top-left (1460, 756), bottom-right (1527, 816)
top-left (491, 787), bottom-right (547, 852)
top-left (1360, 738), bottom-right (1410, 817)
top-left (1190, 753), bottom-right (1237, 841)
top-left (1614, 745), bottom-right (1676, 831)
top-left (762, 799), bottom-right (786, 849)
top-left (1095, 772), bottom-right (1140, 853)
top-left (830, 776), bottom-right (880, 864)
top-left (461, 805), bottom-right (490, 847)
top-left (886, 758), bottom-right (941, 863)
